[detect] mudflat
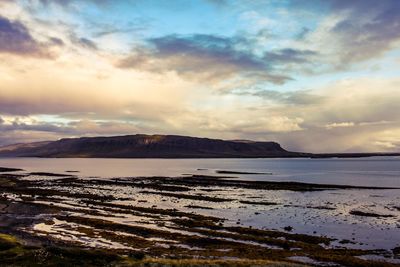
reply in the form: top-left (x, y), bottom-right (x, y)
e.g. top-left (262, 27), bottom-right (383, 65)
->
top-left (0, 168), bottom-right (399, 266)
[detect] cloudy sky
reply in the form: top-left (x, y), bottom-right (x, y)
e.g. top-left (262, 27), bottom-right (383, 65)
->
top-left (0, 0), bottom-right (399, 152)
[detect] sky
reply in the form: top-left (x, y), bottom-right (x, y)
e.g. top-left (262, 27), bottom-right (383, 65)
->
top-left (0, 0), bottom-right (400, 152)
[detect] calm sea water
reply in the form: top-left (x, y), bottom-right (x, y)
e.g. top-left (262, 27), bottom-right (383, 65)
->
top-left (1, 157), bottom-right (400, 187)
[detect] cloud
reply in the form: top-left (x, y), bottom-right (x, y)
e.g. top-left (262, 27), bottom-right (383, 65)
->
top-left (0, 15), bottom-right (53, 57)
top-left (264, 123), bottom-right (400, 153)
top-left (296, 27), bottom-right (310, 39)
top-left (329, 0), bottom-right (400, 64)
top-left (49, 37), bottom-right (64, 46)
top-left (197, 115), bottom-right (304, 134)
top-left (118, 34), bottom-right (302, 85)
top-left (208, 76), bottom-right (400, 152)
top-left (0, 49), bottom-right (195, 135)
top-left (0, 0), bottom-right (399, 153)
top-left (266, 78), bottom-right (400, 128)
top-left (374, 141), bottom-right (396, 149)
top-left (264, 49), bottom-right (317, 64)
top-left (0, 120), bottom-right (68, 133)
top-left (0, 115), bottom-right (144, 146)
top-left (74, 37), bottom-right (98, 50)
top-left (35, 0), bottom-right (110, 7)
top-left (294, 0), bottom-right (400, 67)
top-left (244, 89), bottom-right (325, 105)
top-left (1, 75), bottom-right (400, 153)
top-left (93, 20), bottom-right (149, 38)
top-left (0, 115), bottom-right (72, 146)
top-left (0, 119), bottom-right (140, 147)
top-left (325, 122), bottom-right (354, 130)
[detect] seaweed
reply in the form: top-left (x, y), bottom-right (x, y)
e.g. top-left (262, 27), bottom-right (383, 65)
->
top-left (139, 190), bottom-right (233, 202)
top-left (0, 167), bottom-right (23, 173)
top-left (349, 210), bottom-right (394, 218)
top-left (240, 200), bottom-right (279, 206)
top-left (216, 170), bottom-right (273, 175)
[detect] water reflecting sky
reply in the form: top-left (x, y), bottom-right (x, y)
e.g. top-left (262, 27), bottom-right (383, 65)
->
top-left (1, 157), bottom-right (400, 187)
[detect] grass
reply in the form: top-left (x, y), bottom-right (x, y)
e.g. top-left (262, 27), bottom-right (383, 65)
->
top-left (0, 233), bottom-right (305, 267)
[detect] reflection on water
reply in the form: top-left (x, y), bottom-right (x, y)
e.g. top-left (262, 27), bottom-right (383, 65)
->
top-left (1, 157), bottom-right (400, 187)
top-left (1, 159), bottom-right (400, 264)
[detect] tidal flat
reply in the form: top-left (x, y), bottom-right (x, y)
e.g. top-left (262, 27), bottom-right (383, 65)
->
top-left (0, 167), bottom-right (399, 266)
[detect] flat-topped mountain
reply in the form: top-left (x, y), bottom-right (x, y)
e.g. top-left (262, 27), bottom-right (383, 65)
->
top-left (0, 134), bottom-right (307, 158)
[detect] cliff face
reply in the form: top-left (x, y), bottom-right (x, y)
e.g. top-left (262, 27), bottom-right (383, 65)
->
top-left (0, 134), bottom-right (305, 158)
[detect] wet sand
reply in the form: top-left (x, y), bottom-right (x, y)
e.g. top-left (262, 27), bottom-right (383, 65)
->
top-left (0, 168), bottom-right (399, 266)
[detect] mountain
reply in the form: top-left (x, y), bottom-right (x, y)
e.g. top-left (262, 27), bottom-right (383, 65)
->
top-left (0, 134), bottom-right (307, 158)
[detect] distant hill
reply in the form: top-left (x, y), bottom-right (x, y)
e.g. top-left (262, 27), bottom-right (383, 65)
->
top-left (0, 134), bottom-right (308, 158)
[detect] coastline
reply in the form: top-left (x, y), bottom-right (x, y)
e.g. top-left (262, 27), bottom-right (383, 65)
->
top-left (0, 168), bottom-right (399, 266)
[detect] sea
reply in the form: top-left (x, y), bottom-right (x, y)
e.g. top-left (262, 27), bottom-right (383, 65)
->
top-left (0, 157), bottom-right (400, 187)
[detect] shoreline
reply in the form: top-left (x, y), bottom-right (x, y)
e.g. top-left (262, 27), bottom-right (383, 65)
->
top-left (1, 152), bottom-right (400, 159)
top-left (0, 169), bottom-right (399, 266)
